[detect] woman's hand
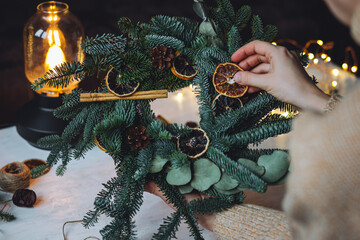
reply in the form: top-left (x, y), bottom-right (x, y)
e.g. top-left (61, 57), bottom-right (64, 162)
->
top-left (144, 181), bottom-right (215, 231)
top-left (232, 40), bottom-right (330, 113)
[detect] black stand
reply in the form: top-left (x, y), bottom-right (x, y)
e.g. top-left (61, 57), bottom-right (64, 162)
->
top-left (16, 93), bottom-right (67, 150)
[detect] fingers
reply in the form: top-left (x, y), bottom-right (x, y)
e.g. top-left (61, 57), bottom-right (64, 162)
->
top-left (239, 55), bottom-right (269, 70)
top-left (247, 87), bottom-right (262, 93)
top-left (234, 70), bottom-right (269, 90)
top-left (231, 40), bottom-right (276, 62)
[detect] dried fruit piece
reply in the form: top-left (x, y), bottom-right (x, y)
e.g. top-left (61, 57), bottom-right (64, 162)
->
top-left (213, 63), bottom-right (248, 98)
top-left (171, 54), bottom-right (198, 80)
top-left (177, 128), bottom-right (209, 159)
top-left (94, 135), bottom-right (108, 152)
top-left (211, 94), bottom-right (243, 117)
top-left (12, 189), bottom-right (37, 207)
top-left (105, 67), bottom-right (140, 97)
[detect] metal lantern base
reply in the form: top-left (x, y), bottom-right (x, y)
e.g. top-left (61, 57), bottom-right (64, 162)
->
top-left (16, 93), bottom-right (67, 150)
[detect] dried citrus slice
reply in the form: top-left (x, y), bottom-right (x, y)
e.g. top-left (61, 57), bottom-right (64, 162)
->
top-left (213, 63), bottom-right (248, 98)
top-left (211, 94), bottom-right (243, 117)
top-left (105, 67), bottom-right (140, 97)
top-left (171, 54), bottom-right (198, 80)
top-left (94, 135), bottom-right (107, 152)
top-left (177, 128), bottom-right (209, 159)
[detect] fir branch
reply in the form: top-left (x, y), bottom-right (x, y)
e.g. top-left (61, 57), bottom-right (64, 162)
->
top-left (169, 151), bottom-right (188, 169)
top-left (227, 26), bottom-right (242, 54)
top-left (30, 164), bottom-right (50, 178)
top-left (207, 146), bottom-right (267, 192)
top-left (133, 145), bottom-right (154, 180)
top-left (262, 25), bottom-right (278, 42)
top-left (83, 209), bottom-right (101, 228)
top-left (145, 35), bottom-right (185, 50)
top-left (249, 15), bottom-right (264, 41)
top-left (232, 119), bottom-right (293, 147)
top-left (0, 211), bottom-right (15, 222)
top-left (235, 5), bottom-right (252, 31)
top-left (154, 139), bottom-right (177, 159)
top-left (146, 120), bottom-right (172, 140)
top-left (152, 211), bottom-right (181, 240)
top-left (31, 61), bottom-right (85, 91)
top-left (189, 197), bottom-right (233, 215)
top-left (82, 33), bottom-right (127, 56)
top-left (217, 0), bottom-right (236, 22)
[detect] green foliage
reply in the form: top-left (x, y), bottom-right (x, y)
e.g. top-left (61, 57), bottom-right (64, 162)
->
top-left (32, 61), bottom-right (85, 91)
top-left (0, 211), bottom-right (15, 222)
top-left (32, 0), bottom-right (293, 239)
top-left (82, 33), bottom-right (127, 56)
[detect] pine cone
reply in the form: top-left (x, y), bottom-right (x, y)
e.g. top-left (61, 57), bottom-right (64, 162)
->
top-left (126, 125), bottom-right (150, 150)
top-left (150, 46), bottom-right (175, 71)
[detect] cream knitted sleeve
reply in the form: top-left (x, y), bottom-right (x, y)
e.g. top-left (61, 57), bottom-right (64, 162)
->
top-left (213, 204), bottom-right (291, 240)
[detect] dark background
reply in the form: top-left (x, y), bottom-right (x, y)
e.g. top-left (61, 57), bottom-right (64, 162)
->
top-left (1, 0), bottom-right (358, 126)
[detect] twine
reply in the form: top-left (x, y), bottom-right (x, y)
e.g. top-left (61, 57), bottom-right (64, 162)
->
top-left (63, 220), bottom-right (100, 240)
top-left (0, 162), bottom-right (30, 193)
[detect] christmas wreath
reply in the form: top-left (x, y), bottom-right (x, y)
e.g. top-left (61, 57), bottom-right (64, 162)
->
top-left (32, 0), bottom-right (296, 239)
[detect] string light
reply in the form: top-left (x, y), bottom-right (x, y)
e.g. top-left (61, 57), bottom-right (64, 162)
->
top-left (281, 111), bottom-right (290, 117)
top-left (271, 42), bottom-right (277, 46)
top-left (331, 81), bottom-right (338, 87)
top-left (342, 63), bottom-right (348, 71)
top-left (351, 66), bottom-right (358, 73)
top-left (332, 69), bottom-right (339, 76)
top-left (176, 92), bottom-right (183, 100)
top-left (313, 58), bottom-right (319, 64)
top-left (317, 40), bottom-right (324, 46)
top-left (325, 56), bottom-right (331, 62)
top-left (321, 53), bottom-right (327, 59)
top-left (308, 53), bottom-right (314, 60)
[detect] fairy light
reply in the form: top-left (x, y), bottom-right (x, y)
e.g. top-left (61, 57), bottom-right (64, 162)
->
top-left (342, 63), bottom-right (348, 71)
top-left (321, 53), bottom-right (327, 59)
top-left (176, 92), bottom-right (183, 100)
top-left (317, 40), bottom-right (323, 46)
top-left (332, 69), bottom-right (339, 76)
top-left (271, 42), bottom-right (277, 46)
top-left (281, 111), bottom-right (290, 117)
top-left (325, 56), bottom-right (331, 62)
top-left (331, 81), bottom-right (338, 87)
top-left (313, 58), bottom-right (319, 64)
top-left (308, 53), bottom-right (314, 60)
top-left (351, 66), bottom-right (358, 73)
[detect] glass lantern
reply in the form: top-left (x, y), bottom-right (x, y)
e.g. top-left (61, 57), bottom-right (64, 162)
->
top-left (24, 1), bottom-right (84, 96)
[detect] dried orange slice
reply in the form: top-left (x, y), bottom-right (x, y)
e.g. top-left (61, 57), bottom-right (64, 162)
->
top-left (211, 94), bottom-right (243, 117)
top-left (213, 63), bottom-right (248, 98)
top-left (94, 135), bottom-right (107, 152)
top-left (105, 67), bottom-right (140, 97)
top-left (177, 128), bottom-right (209, 159)
top-left (171, 54), bottom-right (198, 80)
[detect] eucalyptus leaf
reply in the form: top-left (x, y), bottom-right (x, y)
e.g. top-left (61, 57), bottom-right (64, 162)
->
top-left (214, 173), bottom-right (239, 190)
top-left (178, 185), bottom-right (194, 194)
top-left (191, 158), bottom-right (221, 191)
top-left (257, 151), bottom-right (290, 183)
top-left (193, 1), bottom-right (208, 20)
top-left (237, 158), bottom-right (265, 176)
top-left (149, 155), bottom-right (169, 173)
top-left (215, 187), bottom-right (242, 195)
top-left (166, 164), bottom-right (192, 186)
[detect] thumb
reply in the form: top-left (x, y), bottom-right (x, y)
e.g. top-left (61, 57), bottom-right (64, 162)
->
top-left (234, 71), bottom-right (268, 90)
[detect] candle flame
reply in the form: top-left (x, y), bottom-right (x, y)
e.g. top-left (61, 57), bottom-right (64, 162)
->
top-left (45, 29), bottom-right (65, 70)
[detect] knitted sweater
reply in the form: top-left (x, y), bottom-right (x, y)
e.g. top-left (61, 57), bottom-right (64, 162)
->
top-left (214, 83), bottom-right (360, 240)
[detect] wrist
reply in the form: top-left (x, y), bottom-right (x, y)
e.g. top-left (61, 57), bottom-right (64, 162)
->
top-left (301, 87), bottom-right (330, 114)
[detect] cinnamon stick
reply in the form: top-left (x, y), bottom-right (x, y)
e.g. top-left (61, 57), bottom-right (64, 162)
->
top-left (80, 90), bottom-right (168, 102)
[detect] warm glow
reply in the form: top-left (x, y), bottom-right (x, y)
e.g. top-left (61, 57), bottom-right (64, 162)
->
top-left (281, 111), bottom-right (290, 117)
top-left (332, 69), bottom-right (339, 76)
top-left (46, 45), bottom-right (65, 70)
top-left (325, 56), bottom-right (331, 62)
top-left (317, 40), bottom-right (323, 46)
top-left (331, 81), bottom-right (338, 87)
top-left (342, 63), bottom-right (348, 71)
top-left (321, 53), bottom-right (327, 59)
top-left (308, 53), bottom-right (314, 60)
top-left (271, 42), bottom-right (277, 45)
top-left (313, 58), bottom-right (319, 64)
top-left (177, 92), bottom-right (183, 100)
top-left (351, 66), bottom-right (358, 73)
